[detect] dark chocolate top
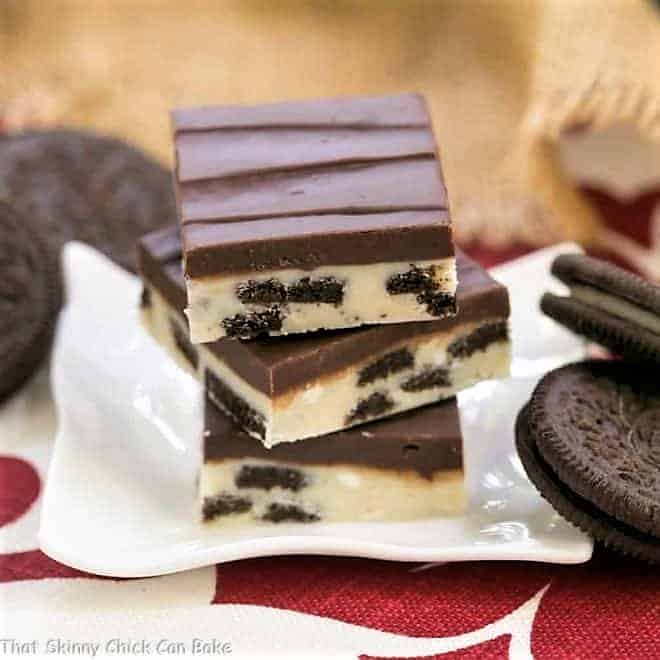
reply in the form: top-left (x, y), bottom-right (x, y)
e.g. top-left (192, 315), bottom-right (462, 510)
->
top-left (171, 94), bottom-right (453, 277)
top-left (204, 397), bottom-right (463, 479)
top-left (138, 226), bottom-right (510, 396)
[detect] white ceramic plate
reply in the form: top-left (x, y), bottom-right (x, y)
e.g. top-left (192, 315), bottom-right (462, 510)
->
top-left (39, 242), bottom-right (593, 577)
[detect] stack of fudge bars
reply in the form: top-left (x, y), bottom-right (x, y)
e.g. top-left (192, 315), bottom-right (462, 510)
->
top-left (138, 94), bottom-right (511, 526)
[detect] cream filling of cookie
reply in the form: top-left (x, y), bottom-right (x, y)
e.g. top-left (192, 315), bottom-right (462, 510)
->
top-left (185, 258), bottom-right (457, 343)
top-left (200, 459), bottom-right (465, 525)
top-left (571, 285), bottom-right (660, 335)
top-left (141, 286), bottom-right (510, 447)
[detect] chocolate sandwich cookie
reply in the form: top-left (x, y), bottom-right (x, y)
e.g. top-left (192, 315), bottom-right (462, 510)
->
top-left (541, 254), bottom-right (660, 364)
top-left (516, 360), bottom-right (660, 562)
top-left (0, 129), bottom-right (176, 273)
top-left (0, 202), bottom-right (62, 402)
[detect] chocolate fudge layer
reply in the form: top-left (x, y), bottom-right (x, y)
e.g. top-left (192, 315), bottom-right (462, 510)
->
top-left (139, 226), bottom-right (510, 447)
top-left (171, 94), bottom-right (456, 341)
top-left (201, 397), bottom-right (465, 525)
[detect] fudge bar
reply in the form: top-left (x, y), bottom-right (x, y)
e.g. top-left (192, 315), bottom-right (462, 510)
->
top-left (201, 397), bottom-right (465, 525)
top-left (139, 227), bottom-right (510, 447)
top-left (171, 93), bottom-right (456, 342)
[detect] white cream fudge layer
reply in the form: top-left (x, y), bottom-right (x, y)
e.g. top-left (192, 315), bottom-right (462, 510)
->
top-left (186, 258), bottom-right (457, 343)
top-left (268, 329), bottom-right (509, 444)
top-left (141, 286), bottom-right (510, 447)
top-left (200, 460), bottom-right (465, 525)
top-left (571, 285), bottom-right (660, 335)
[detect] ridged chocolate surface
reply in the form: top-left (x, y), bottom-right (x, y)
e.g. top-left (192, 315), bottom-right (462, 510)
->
top-left (138, 226), bottom-right (510, 397)
top-left (204, 397), bottom-right (463, 479)
top-left (171, 94), bottom-right (453, 277)
top-left (172, 94), bottom-right (431, 132)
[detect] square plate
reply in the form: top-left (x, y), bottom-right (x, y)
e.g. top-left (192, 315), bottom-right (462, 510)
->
top-left (39, 242), bottom-right (593, 577)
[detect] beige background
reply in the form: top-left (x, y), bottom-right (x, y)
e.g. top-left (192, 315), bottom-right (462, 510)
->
top-left (2, 1), bottom-right (660, 257)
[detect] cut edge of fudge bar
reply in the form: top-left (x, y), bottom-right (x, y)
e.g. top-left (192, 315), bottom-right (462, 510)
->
top-left (185, 249), bottom-right (458, 341)
top-left (200, 396), bottom-right (466, 525)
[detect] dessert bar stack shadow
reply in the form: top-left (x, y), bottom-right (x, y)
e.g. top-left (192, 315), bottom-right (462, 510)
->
top-left (138, 94), bottom-right (512, 526)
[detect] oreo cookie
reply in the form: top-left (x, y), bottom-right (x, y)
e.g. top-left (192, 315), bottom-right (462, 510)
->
top-left (541, 254), bottom-right (660, 364)
top-left (516, 360), bottom-right (660, 562)
top-left (0, 202), bottom-right (62, 402)
top-left (202, 493), bottom-right (252, 521)
top-left (222, 307), bottom-right (283, 339)
top-left (0, 129), bottom-right (176, 274)
top-left (206, 372), bottom-right (266, 440)
top-left (234, 465), bottom-right (307, 492)
top-left (261, 502), bottom-right (320, 523)
top-left (346, 391), bottom-right (395, 424)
